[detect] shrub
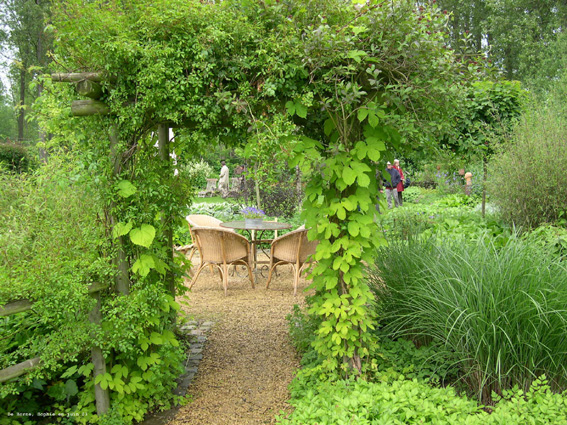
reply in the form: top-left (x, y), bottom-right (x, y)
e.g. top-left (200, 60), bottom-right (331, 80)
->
top-left (377, 203), bottom-right (509, 244)
top-left (260, 185), bottom-right (299, 218)
top-left (368, 236), bottom-right (567, 403)
top-left (0, 142), bottom-right (33, 173)
top-left (434, 193), bottom-right (477, 208)
top-left (0, 155), bottom-right (113, 415)
top-left (490, 102), bottom-right (567, 227)
top-left (400, 186), bottom-right (421, 203)
top-left (0, 155), bottom-right (185, 422)
top-left (180, 159), bottom-right (215, 188)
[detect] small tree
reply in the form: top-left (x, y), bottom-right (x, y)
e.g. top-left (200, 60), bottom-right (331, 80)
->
top-left (452, 80), bottom-right (525, 215)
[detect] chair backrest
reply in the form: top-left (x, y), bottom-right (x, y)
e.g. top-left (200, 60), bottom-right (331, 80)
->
top-left (192, 227), bottom-right (250, 264)
top-left (272, 228), bottom-right (317, 264)
top-left (186, 214), bottom-right (223, 228)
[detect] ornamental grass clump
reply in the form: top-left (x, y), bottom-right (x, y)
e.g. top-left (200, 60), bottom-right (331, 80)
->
top-left (369, 235), bottom-right (567, 403)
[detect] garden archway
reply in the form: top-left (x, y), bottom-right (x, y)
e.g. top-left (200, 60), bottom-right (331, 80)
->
top-left (7, 0), bottom-right (478, 418)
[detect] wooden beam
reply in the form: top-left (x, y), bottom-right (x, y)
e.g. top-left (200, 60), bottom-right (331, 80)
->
top-left (0, 283), bottom-right (108, 317)
top-left (76, 80), bottom-right (103, 100)
top-left (0, 299), bottom-right (33, 316)
top-left (0, 357), bottom-right (41, 383)
top-left (71, 100), bottom-right (110, 116)
top-left (51, 72), bottom-right (115, 83)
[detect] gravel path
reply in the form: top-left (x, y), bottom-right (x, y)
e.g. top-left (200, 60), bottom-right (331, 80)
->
top-left (171, 258), bottom-right (309, 425)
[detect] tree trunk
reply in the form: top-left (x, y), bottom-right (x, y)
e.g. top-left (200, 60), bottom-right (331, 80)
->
top-left (158, 125), bottom-right (175, 303)
top-left (254, 162), bottom-right (261, 209)
top-left (36, 30), bottom-right (48, 162)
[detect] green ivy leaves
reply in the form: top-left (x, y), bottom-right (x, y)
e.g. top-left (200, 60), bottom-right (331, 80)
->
top-left (129, 224), bottom-right (156, 248)
top-left (116, 180), bottom-right (137, 198)
top-left (132, 253), bottom-right (168, 277)
top-left (112, 221), bottom-right (133, 238)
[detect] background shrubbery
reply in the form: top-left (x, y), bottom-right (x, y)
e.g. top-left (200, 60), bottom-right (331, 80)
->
top-left (490, 98), bottom-right (567, 228)
top-left (0, 142), bottom-right (35, 173)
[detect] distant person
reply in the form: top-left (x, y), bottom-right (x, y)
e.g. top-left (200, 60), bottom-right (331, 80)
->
top-left (393, 159), bottom-right (405, 206)
top-left (465, 171), bottom-right (473, 196)
top-left (384, 161), bottom-right (401, 209)
top-left (218, 160), bottom-right (230, 198)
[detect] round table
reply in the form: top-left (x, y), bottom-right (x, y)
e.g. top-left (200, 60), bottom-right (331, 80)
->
top-left (220, 220), bottom-right (292, 276)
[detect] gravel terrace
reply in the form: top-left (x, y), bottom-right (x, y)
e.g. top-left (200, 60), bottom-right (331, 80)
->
top-left (171, 256), bottom-right (310, 425)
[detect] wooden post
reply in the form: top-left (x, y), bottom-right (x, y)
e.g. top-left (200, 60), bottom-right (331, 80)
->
top-left (0, 299), bottom-right (33, 316)
top-left (89, 290), bottom-right (110, 415)
top-left (110, 126), bottom-right (130, 296)
top-left (51, 72), bottom-right (114, 83)
top-left (76, 80), bottom-right (103, 100)
top-left (0, 358), bottom-right (41, 383)
top-left (158, 125), bottom-right (175, 302)
top-left (71, 100), bottom-right (110, 116)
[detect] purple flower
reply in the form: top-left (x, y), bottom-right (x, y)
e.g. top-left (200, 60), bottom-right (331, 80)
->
top-left (241, 206), bottom-right (265, 218)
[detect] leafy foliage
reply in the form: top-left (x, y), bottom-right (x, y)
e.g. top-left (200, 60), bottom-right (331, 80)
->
top-left (259, 184), bottom-right (300, 219)
top-left (277, 374), bottom-right (567, 425)
top-left (177, 159), bottom-right (214, 191)
top-left (0, 157), bottom-right (112, 412)
top-left (377, 202), bottom-right (509, 244)
top-left (452, 80), bottom-right (525, 159)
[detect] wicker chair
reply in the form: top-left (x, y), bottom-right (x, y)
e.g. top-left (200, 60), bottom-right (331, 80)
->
top-left (185, 215), bottom-right (233, 266)
top-left (265, 228), bottom-right (317, 296)
top-left (189, 227), bottom-right (255, 295)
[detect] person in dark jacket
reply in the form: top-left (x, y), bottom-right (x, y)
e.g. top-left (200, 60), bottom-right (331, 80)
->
top-left (384, 161), bottom-right (401, 208)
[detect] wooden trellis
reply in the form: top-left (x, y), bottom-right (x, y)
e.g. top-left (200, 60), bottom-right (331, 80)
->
top-left (0, 282), bottom-right (110, 414)
top-left (0, 72), bottom-right (177, 417)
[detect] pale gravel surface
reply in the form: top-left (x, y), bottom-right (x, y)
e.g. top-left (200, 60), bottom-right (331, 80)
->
top-left (170, 255), bottom-right (311, 425)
